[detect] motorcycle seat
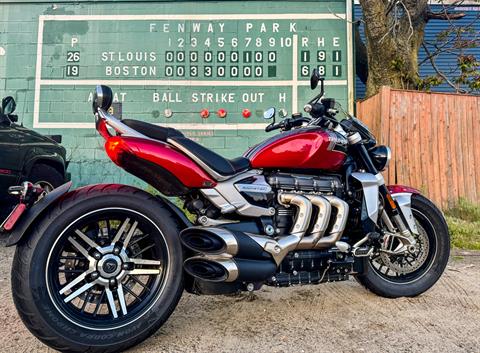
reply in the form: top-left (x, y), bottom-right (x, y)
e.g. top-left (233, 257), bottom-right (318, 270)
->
top-left (123, 119), bottom-right (250, 177)
top-left (123, 119), bottom-right (185, 141)
top-left (169, 136), bottom-right (250, 177)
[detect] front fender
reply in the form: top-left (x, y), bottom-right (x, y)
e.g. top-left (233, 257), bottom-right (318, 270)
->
top-left (5, 181), bottom-right (72, 246)
top-left (387, 185), bottom-right (420, 195)
top-left (388, 185), bottom-right (420, 235)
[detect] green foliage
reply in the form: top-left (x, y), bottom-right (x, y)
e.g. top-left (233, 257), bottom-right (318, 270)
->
top-left (418, 75), bottom-right (444, 91)
top-left (144, 184), bottom-right (160, 196)
top-left (445, 199), bottom-right (480, 250)
top-left (390, 58), bottom-right (405, 71)
top-left (390, 58), bottom-right (418, 89)
top-left (144, 185), bottom-right (196, 222)
top-left (445, 198), bottom-right (480, 223)
top-left (170, 197), bottom-right (196, 222)
top-left (456, 54), bottom-right (480, 91)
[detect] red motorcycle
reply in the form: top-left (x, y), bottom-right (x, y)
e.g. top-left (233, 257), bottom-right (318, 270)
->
top-left (4, 70), bottom-right (449, 352)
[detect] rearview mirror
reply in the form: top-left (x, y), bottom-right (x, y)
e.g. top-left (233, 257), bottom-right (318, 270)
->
top-left (310, 68), bottom-right (320, 90)
top-left (263, 107), bottom-right (275, 120)
top-left (2, 96), bottom-right (16, 115)
top-left (92, 85), bottom-right (113, 113)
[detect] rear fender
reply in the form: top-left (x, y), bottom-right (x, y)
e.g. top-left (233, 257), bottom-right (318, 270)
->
top-left (388, 185), bottom-right (420, 235)
top-left (5, 182), bottom-right (193, 247)
top-left (5, 181), bottom-right (72, 246)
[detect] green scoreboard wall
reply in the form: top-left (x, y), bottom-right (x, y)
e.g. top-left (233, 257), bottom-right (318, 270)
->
top-left (0, 0), bottom-right (354, 187)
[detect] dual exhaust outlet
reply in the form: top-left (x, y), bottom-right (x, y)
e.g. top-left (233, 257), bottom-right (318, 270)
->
top-left (181, 193), bottom-right (349, 283)
top-left (181, 228), bottom-right (277, 283)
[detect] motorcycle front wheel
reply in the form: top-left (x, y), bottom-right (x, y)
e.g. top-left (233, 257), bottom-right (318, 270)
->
top-left (356, 194), bottom-right (450, 298)
top-left (11, 184), bottom-right (184, 352)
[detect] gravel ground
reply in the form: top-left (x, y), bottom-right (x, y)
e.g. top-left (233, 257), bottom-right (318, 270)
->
top-left (0, 237), bottom-right (478, 353)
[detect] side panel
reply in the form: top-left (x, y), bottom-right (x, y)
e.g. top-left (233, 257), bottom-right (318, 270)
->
top-left (105, 136), bottom-right (216, 189)
top-left (248, 129), bottom-right (347, 171)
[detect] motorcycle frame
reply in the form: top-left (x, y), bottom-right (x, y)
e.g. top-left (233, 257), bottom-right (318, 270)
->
top-left (6, 107), bottom-right (420, 265)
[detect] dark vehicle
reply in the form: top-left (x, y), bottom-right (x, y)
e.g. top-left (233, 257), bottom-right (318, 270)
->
top-left (0, 96), bottom-right (69, 219)
top-left (3, 70), bottom-right (449, 353)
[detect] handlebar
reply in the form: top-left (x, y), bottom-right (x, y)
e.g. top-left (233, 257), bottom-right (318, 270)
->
top-left (265, 122), bottom-right (282, 132)
top-left (265, 116), bottom-right (311, 132)
top-left (265, 97), bottom-right (341, 133)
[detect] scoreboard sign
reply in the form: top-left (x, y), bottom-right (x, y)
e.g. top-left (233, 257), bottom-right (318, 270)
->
top-left (33, 1), bottom-right (354, 130)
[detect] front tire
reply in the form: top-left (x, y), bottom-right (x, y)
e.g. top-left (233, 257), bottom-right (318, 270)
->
top-left (356, 194), bottom-right (450, 298)
top-left (12, 184), bottom-right (184, 352)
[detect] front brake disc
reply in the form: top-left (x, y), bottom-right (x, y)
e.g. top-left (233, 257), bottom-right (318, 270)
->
top-left (379, 221), bottom-right (430, 275)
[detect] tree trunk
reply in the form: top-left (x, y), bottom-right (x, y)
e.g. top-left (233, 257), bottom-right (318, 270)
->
top-left (359, 0), bottom-right (429, 97)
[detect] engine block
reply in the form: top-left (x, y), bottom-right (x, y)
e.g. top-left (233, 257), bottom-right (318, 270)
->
top-left (267, 250), bottom-right (354, 287)
top-left (267, 173), bottom-right (342, 194)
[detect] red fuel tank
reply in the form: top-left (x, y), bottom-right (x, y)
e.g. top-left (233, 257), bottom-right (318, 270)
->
top-left (245, 128), bottom-right (347, 171)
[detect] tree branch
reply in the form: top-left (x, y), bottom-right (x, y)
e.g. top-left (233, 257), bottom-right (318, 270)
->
top-left (421, 41), bottom-right (467, 93)
top-left (427, 11), bottom-right (466, 20)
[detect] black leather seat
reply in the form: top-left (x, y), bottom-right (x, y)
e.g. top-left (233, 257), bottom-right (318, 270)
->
top-left (123, 119), bottom-right (250, 176)
top-left (169, 136), bottom-right (250, 176)
top-left (123, 119), bottom-right (184, 141)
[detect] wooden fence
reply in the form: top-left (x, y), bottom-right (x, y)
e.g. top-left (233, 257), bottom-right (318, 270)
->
top-left (356, 86), bottom-right (480, 209)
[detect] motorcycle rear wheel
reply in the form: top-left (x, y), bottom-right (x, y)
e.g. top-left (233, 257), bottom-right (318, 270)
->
top-left (11, 184), bottom-right (184, 353)
top-left (356, 194), bottom-right (450, 298)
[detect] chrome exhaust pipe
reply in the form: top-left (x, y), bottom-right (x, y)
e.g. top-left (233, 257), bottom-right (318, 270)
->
top-left (180, 227), bottom-right (274, 260)
top-left (278, 193), bottom-right (312, 236)
top-left (182, 192), bottom-right (345, 275)
top-left (180, 227), bottom-right (238, 255)
top-left (297, 195), bottom-right (331, 249)
top-left (245, 193), bottom-right (312, 265)
top-left (184, 256), bottom-right (239, 282)
top-left (184, 256), bottom-right (277, 283)
top-left (315, 196), bottom-right (349, 249)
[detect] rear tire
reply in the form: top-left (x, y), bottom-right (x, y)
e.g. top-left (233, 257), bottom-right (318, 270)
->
top-left (356, 194), bottom-right (450, 298)
top-left (12, 184), bottom-right (184, 352)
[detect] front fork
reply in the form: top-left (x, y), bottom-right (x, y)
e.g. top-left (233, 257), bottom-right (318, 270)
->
top-left (379, 185), bottom-right (418, 254)
top-left (350, 137), bottom-right (418, 254)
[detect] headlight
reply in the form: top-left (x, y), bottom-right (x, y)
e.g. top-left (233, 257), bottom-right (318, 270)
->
top-left (369, 145), bottom-right (391, 171)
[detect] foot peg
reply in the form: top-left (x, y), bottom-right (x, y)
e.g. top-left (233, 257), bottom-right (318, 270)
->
top-left (352, 246), bottom-right (373, 257)
top-left (350, 232), bottom-right (379, 258)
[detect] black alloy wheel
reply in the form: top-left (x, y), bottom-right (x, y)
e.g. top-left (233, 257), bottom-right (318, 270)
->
top-left (46, 208), bottom-right (169, 329)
